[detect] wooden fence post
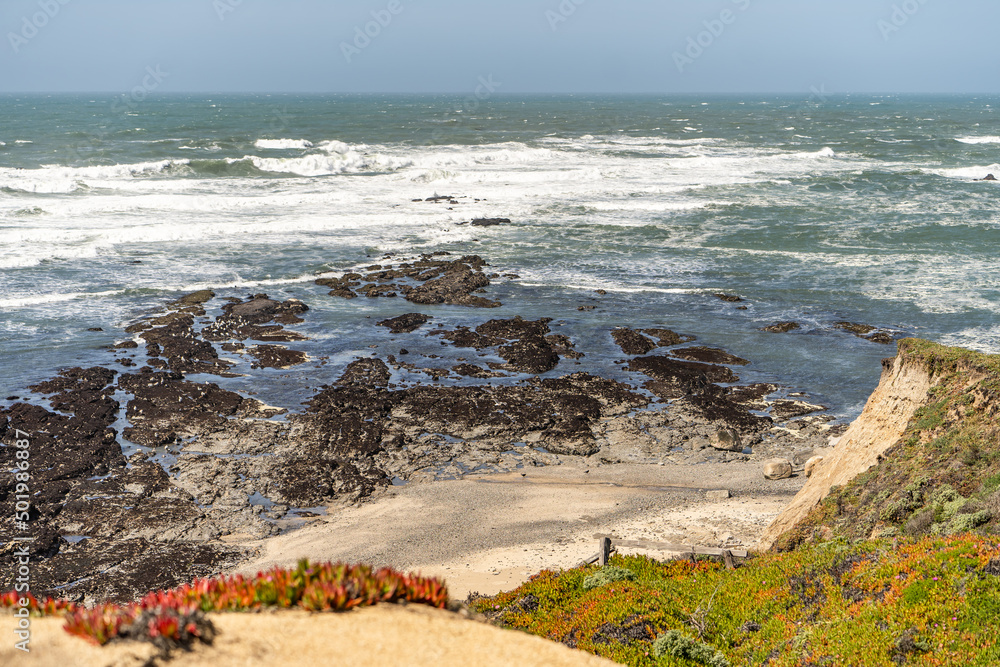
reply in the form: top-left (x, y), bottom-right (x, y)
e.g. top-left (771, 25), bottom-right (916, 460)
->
top-left (599, 537), bottom-right (612, 566)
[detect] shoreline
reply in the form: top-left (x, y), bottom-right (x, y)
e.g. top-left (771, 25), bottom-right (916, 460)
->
top-left (1, 252), bottom-right (846, 604)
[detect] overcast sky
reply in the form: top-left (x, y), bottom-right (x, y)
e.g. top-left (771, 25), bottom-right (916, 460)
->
top-left (1, 0), bottom-right (995, 94)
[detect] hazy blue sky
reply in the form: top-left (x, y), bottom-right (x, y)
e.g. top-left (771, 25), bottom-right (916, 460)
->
top-left (1, 0), bottom-right (995, 94)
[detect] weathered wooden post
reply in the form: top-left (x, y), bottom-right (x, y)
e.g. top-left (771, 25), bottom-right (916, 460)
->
top-left (598, 537), bottom-right (612, 566)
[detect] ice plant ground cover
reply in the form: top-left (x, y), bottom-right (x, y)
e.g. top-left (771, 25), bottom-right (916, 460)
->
top-left (472, 534), bottom-right (1000, 666)
top-left (0, 560), bottom-right (448, 649)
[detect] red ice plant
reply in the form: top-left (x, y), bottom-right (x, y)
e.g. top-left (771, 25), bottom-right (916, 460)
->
top-left (1, 560), bottom-right (449, 647)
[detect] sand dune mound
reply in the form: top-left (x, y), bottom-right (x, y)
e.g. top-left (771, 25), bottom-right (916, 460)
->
top-left (3, 605), bottom-right (615, 667)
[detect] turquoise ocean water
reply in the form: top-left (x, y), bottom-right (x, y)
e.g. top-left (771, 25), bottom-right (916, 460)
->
top-left (1, 94), bottom-right (998, 418)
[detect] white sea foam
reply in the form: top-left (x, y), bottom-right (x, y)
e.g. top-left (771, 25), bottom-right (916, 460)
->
top-left (517, 281), bottom-right (695, 295)
top-left (0, 289), bottom-right (122, 309)
top-left (255, 138), bottom-right (314, 150)
top-left (316, 140), bottom-right (357, 154)
top-left (929, 164), bottom-right (1000, 181)
top-left (583, 200), bottom-right (711, 213)
top-left (0, 194), bottom-right (466, 272)
top-left (0, 137), bottom-right (878, 303)
top-left (0, 139), bottom-right (853, 199)
top-left (955, 136), bottom-right (1000, 145)
top-left (0, 160), bottom-right (179, 193)
top-left (940, 326), bottom-right (1000, 354)
top-left (539, 135), bottom-right (723, 149)
top-left (247, 151), bottom-right (412, 177)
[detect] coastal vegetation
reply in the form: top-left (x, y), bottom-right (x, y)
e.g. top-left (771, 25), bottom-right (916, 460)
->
top-left (472, 535), bottom-right (1000, 666)
top-left (1, 560), bottom-right (447, 649)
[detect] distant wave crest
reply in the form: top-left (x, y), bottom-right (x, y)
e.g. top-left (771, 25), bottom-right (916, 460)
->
top-left (255, 138), bottom-right (315, 150)
top-left (956, 136), bottom-right (1000, 145)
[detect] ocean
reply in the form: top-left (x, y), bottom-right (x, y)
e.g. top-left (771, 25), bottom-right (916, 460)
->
top-left (1, 93), bottom-right (998, 419)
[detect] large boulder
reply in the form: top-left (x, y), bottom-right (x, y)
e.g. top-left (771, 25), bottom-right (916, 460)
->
top-left (764, 459), bottom-right (793, 480)
top-left (710, 428), bottom-right (743, 452)
top-left (804, 456), bottom-right (825, 478)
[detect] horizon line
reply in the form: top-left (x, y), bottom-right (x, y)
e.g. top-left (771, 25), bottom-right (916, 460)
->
top-left (1, 90), bottom-right (999, 98)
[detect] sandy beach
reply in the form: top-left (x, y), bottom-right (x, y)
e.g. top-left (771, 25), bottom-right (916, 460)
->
top-left (237, 458), bottom-right (806, 600)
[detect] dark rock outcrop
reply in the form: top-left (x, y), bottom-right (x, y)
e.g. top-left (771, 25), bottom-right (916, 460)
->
top-left (403, 256), bottom-right (499, 308)
top-left (247, 345), bottom-right (308, 369)
top-left (140, 313), bottom-right (235, 377)
top-left (683, 385), bottom-right (773, 434)
top-left (317, 255), bottom-right (501, 308)
top-left (611, 328), bottom-right (657, 356)
top-left (671, 346), bottom-right (751, 366)
top-left (628, 355), bottom-right (738, 388)
top-left (0, 367), bottom-right (251, 604)
top-left (762, 322), bottom-right (801, 334)
top-left (203, 295), bottom-right (308, 343)
top-left (834, 322), bottom-right (896, 345)
top-left (316, 275), bottom-right (360, 299)
top-left (119, 371), bottom-right (267, 447)
top-left (641, 328), bottom-right (694, 347)
top-left (378, 313), bottom-right (432, 334)
top-left (433, 317), bottom-right (574, 374)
